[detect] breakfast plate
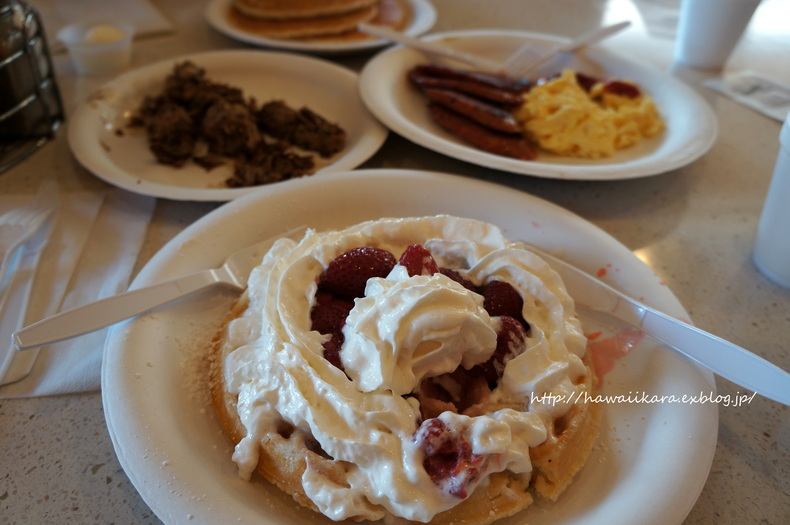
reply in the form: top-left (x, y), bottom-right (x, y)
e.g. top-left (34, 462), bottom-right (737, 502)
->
top-left (204, 0), bottom-right (436, 54)
top-left (67, 50), bottom-right (388, 201)
top-left (359, 30), bottom-right (718, 180)
top-left (103, 169), bottom-right (718, 524)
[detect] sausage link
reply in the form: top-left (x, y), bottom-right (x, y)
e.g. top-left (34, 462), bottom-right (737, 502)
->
top-left (427, 103), bottom-right (538, 160)
top-left (408, 72), bottom-right (524, 106)
top-left (422, 88), bottom-right (522, 134)
top-left (410, 64), bottom-right (532, 93)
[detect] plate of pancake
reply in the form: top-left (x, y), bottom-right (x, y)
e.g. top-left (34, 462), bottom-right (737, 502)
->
top-left (205, 0), bottom-right (437, 53)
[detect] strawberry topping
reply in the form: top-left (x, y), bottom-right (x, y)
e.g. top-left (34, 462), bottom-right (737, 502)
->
top-left (439, 268), bottom-right (477, 292)
top-left (314, 245), bottom-right (530, 385)
top-left (310, 290), bottom-right (354, 335)
top-left (319, 246), bottom-right (397, 300)
top-left (481, 279), bottom-right (528, 329)
top-left (475, 315), bottom-right (528, 385)
top-left (481, 279), bottom-right (522, 317)
top-left (415, 418), bottom-right (485, 499)
top-left (321, 331), bottom-right (345, 371)
top-left (398, 244), bottom-right (440, 277)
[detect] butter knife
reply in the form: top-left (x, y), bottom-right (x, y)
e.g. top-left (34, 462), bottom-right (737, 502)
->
top-left (533, 247), bottom-right (790, 406)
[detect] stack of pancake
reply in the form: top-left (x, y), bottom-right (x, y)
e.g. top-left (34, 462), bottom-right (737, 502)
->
top-left (231, 0), bottom-right (383, 39)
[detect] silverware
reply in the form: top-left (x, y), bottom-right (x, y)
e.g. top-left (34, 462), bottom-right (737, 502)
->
top-left (357, 23), bottom-right (502, 71)
top-left (358, 21), bottom-right (630, 79)
top-left (12, 226), bottom-right (306, 351)
top-left (500, 21), bottom-right (631, 77)
top-left (410, 244), bottom-right (789, 405)
top-left (531, 246), bottom-right (790, 406)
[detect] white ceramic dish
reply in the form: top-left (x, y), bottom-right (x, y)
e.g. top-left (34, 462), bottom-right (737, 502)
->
top-left (103, 169), bottom-right (718, 525)
top-left (204, 0), bottom-right (436, 54)
top-left (359, 30), bottom-right (719, 180)
top-left (67, 50), bottom-right (388, 201)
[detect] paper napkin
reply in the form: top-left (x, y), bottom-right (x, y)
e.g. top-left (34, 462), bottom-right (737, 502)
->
top-left (0, 187), bottom-right (155, 398)
top-left (31, 0), bottom-right (174, 51)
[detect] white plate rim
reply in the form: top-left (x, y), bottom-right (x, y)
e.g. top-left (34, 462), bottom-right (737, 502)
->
top-left (67, 49), bottom-right (388, 202)
top-left (358, 29), bottom-right (719, 180)
top-left (102, 169), bottom-right (718, 525)
top-left (204, 0), bottom-right (437, 54)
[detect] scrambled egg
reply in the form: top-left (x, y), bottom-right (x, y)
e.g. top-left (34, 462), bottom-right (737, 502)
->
top-left (515, 70), bottom-right (664, 159)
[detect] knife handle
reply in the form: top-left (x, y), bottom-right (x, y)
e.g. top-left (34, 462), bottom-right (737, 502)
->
top-left (624, 297), bottom-right (790, 406)
top-left (13, 268), bottom-right (226, 351)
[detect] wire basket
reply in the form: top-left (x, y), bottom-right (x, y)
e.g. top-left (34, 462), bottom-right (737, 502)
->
top-left (1, 0), bottom-right (64, 174)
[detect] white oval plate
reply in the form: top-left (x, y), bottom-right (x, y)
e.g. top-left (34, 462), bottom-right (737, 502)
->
top-left (204, 0), bottom-right (436, 54)
top-left (359, 30), bottom-right (718, 180)
top-left (103, 169), bottom-right (718, 525)
top-left (68, 50), bottom-right (388, 201)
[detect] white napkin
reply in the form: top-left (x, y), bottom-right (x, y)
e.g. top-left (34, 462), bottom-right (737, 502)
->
top-left (31, 0), bottom-right (174, 51)
top-left (0, 188), bottom-right (155, 398)
top-left (704, 71), bottom-right (790, 122)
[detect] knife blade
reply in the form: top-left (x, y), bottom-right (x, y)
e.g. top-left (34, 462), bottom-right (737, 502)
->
top-left (532, 246), bottom-right (790, 406)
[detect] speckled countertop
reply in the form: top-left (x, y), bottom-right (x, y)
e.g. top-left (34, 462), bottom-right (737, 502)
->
top-left (1, 0), bottom-right (788, 523)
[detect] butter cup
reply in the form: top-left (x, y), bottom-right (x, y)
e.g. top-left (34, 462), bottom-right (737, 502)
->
top-left (57, 20), bottom-right (134, 77)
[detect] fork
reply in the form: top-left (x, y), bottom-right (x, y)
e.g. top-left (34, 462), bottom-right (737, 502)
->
top-left (13, 225), bottom-right (308, 350)
top-left (500, 21), bottom-right (631, 78)
top-left (357, 23), bottom-right (502, 71)
top-left (0, 181), bottom-right (59, 286)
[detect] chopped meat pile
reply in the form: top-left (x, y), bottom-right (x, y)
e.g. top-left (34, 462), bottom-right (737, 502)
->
top-left (129, 61), bottom-right (347, 188)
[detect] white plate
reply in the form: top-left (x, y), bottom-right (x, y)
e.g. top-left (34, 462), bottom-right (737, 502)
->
top-left (103, 169), bottom-right (718, 525)
top-left (204, 0), bottom-right (436, 54)
top-left (67, 50), bottom-right (388, 201)
top-left (359, 30), bottom-right (719, 180)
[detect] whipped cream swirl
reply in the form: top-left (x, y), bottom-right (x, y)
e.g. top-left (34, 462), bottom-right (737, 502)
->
top-left (223, 215), bottom-right (587, 522)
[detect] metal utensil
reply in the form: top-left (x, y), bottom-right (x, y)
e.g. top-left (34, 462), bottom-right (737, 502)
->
top-left (531, 246), bottom-right (790, 406)
top-left (501, 21), bottom-right (631, 77)
top-left (357, 23), bottom-right (502, 71)
top-left (13, 226), bottom-right (307, 351)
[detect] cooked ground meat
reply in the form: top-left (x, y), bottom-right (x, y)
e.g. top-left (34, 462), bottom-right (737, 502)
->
top-left (142, 100), bottom-right (196, 167)
top-left (257, 101), bottom-right (346, 158)
top-left (201, 98), bottom-right (261, 158)
top-left (129, 61), bottom-right (346, 187)
top-left (228, 141), bottom-right (314, 188)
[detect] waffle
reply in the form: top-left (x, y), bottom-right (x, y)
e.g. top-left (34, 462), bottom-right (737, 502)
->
top-left (209, 301), bottom-right (600, 524)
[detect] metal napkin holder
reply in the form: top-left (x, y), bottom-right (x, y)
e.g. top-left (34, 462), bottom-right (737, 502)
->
top-left (1, 0), bottom-right (64, 174)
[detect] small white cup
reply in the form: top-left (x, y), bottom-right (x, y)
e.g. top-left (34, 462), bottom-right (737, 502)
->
top-left (673, 0), bottom-right (761, 70)
top-left (57, 21), bottom-right (134, 77)
top-left (753, 112), bottom-right (790, 288)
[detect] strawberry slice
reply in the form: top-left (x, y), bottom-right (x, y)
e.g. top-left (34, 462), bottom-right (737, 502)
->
top-left (399, 244), bottom-right (440, 277)
top-left (476, 315), bottom-right (528, 385)
top-left (319, 246), bottom-right (396, 299)
top-left (322, 331), bottom-right (345, 371)
top-left (416, 418), bottom-right (485, 499)
top-left (481, 280), bottom-right (526, 326)
top-left (439, 268), bottom-right (478, 292)
top-left (310, 290), bottom-right (353, 335)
